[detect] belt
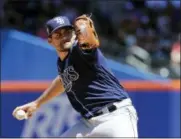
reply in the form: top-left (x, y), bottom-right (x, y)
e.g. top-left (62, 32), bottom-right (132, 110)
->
top-left (83, 98), bottom-right (132, 119)
top-left (84, 102), bottom-right (119, 119)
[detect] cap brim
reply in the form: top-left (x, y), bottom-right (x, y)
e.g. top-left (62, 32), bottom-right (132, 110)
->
top-left (49, 25), bottom-right (73, 36)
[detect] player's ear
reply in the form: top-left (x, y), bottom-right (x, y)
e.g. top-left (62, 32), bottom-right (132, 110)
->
top-left (47, 37), bottom-right (52, 44)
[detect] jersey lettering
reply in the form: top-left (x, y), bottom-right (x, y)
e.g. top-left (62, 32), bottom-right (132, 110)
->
top-left (60, 66), bottom-right (79, 92)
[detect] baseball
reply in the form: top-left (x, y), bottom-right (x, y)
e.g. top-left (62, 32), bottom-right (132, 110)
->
top-left (15, 110), bottom-right (28, 120)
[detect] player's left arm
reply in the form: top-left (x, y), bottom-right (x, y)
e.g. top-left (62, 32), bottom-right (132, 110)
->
top-left (74, 14), bottom-right (100, 52)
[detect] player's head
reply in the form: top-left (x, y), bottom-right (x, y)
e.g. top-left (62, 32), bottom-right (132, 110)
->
top-left (46, 16), bottom-right (76, 52)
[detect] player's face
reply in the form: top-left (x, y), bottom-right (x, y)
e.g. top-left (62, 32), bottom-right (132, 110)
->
top-left (48, 27), bottom-right (75, 52)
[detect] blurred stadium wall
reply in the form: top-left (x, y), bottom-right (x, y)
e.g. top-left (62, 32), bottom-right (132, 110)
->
top-left (1, 29), bottom-right (180, 138)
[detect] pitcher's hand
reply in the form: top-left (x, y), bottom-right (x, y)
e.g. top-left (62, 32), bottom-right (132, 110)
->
top-left (12, 101), bottom-right (39, 120)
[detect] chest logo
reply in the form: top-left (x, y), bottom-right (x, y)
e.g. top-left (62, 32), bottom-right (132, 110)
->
top-left (60, 66), bottom-right (79, 92)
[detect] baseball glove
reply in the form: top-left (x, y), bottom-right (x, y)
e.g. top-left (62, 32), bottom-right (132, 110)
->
top-left (74, 14), bottom-right (100, 49)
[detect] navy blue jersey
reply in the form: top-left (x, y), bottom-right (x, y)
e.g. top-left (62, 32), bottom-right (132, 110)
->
top-left (57, 42), bottom-right (129, 118)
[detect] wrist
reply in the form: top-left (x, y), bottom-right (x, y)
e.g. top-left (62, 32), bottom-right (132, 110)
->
top-left (34, 100), bottom-right (42, 108)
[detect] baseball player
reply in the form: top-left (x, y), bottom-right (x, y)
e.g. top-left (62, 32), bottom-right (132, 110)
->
top-left (13, 15), bottom-right (138, 137)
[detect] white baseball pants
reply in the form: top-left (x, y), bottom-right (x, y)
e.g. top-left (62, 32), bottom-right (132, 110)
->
top-left (61, 98), bottom-right (138, 137)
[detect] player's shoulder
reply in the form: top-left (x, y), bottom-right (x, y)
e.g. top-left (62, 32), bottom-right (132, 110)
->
top-left (73, 41), bottom-right (100, 53)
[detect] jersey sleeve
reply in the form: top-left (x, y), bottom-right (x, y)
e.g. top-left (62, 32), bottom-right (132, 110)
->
top-left (72, 40), bottom-right (98, 64)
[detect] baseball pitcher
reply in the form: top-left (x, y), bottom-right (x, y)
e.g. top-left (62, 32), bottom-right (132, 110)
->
top-left (12, 15), bottom-right (138, 137)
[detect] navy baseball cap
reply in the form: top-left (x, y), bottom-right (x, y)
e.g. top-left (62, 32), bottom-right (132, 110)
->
top-left (46, 16), bottom-right (73, 36)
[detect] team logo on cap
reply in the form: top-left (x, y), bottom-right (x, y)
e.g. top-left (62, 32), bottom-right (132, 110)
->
top-left (54, 17), bottom-right (65, 24)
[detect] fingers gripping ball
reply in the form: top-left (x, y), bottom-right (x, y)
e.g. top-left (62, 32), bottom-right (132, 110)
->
top-left (15, 110), bottom-right (28, 120)
top-left (74, 14), bottom-right (100, 48)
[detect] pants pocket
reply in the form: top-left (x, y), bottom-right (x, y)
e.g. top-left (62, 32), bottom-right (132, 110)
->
top-left (126, 106), bottom-right (139, 137)
top-left (126, 106), bottom-right (138, 121)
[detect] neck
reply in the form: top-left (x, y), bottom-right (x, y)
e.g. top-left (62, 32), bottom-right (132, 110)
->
top-left (57, 51), bottom-right (69, 61)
